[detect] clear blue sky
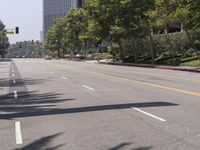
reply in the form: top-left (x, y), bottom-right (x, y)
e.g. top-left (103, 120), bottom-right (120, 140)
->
top-left (0, 0), bottom-right (42, 43)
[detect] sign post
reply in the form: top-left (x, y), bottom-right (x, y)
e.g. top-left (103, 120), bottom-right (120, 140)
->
top-left (79, 35), bottom-right (89, 57)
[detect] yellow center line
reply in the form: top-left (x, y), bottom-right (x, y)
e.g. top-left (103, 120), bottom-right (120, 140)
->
top-left (127, 71), bottom-right (200, 83)
top-left (94, 72), bottom-right (200, 97)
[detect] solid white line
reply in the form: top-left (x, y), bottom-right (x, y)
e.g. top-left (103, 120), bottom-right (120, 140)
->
top-left (62, 76), bottom-right (68, 80)
top-left (14, 91), bottom-right (18, 99)
top-left (82, 85), bottom-right (95, 91)
top-left (15, 121), bottom-right (23, 144)
top-left (133, 107), bottom-right (166, 122)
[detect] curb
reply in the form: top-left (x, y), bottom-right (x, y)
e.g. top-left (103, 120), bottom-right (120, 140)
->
top-left (99, 62), bottom-right (200, 73)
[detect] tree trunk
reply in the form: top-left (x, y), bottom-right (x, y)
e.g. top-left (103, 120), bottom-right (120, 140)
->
top-left (117, 39), bottom-right (125, 62)
top-left (130, 37), bottom-right (138, 63)
top-left (149, 35), bottom-right (155, 64)
top-left (62, 49), bottom-right (64, 58)
top-left (57, 49), bottom-right (61, 58)
top-left (110, 40), bottom-right (115, 62)
top-left (149, 28), bottom-right (155, 64)
top-left (127, 27), bottom-right (138, 63)
top-left (164, 32), bottom-right (176, 65)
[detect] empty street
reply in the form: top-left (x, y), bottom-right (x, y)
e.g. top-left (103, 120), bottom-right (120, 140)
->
top-left (0, 59), bottom-right (200, 150)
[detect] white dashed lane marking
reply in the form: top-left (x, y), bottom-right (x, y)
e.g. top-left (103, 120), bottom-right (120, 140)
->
top-left (62, 76), bottom-right (68, 80)
top-left (15, 122), bottom-right (23, 144)
top-left (82, 85), bottom-right (95, 91)
top-left (133, 107), bottom-right (166, 122)
top-left (14, 91), bottom-right (18, 99)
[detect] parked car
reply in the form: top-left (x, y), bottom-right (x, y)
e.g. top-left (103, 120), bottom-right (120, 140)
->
top-left (44, 55), bottom-right (52, 60)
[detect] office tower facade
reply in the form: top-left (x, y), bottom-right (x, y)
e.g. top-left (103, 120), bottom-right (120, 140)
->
top-left (43, 0), bottom-right (83, 39)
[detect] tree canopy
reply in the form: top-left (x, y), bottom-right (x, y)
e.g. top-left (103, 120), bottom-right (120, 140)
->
top-left (45, 0), bottom-right (200, 65)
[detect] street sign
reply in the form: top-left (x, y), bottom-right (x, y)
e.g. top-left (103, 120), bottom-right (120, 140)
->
top-left (79, 35), bottom-right (89, 39)
top-left (4, 31), bottom-right (14, 35)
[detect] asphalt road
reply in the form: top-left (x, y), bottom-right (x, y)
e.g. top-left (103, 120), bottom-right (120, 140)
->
top-left (0, 58), bottom-right (200, 150)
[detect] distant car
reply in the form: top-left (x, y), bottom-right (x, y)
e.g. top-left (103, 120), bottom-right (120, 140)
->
top-left (44, 55), bottom-right (52, 60)
top-left (75, 54), bottom-right (84, 59)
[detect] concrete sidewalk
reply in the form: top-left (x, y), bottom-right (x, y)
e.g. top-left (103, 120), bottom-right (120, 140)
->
top-left (98, 60), bottom-right (200, 73)
top-left (0, 61), bottom-right (11, 96)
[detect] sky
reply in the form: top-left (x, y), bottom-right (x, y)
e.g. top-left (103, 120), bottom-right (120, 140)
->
top-left (0, 0), bottom-right (42, 43)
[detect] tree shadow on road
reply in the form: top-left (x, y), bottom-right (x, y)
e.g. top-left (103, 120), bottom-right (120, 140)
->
top-left (0, 78), bottom-right (49, 88)
top-left (108, 142), bottom-right (152, 150)
top-left (0, 91), bottom-right (74, 106)
top-left (15, 133), bottom-right (64, 150)
top-left (0, 90), bottom-right (178, 120)
top-left (108, 142), bottom-right (132, 150)
top-left (0, 91), bottom-right (75, 120)
top-left (133, 147), bottom-right (152, 150)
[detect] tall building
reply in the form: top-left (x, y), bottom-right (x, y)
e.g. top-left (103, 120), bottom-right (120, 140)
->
top-left (43, 0), bottom-right (83, 39)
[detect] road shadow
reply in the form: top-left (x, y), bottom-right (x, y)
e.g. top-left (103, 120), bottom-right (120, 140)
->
top-left (0, 90), bottom-right (76, 120)
top-left (0, 91), bottom-right (74, 106)
top-left (0, 78), bottom-right (48, 88)
top-left (133, 147), bottom-right (152, 150)
top-left (108, 142), bottom-right (152, 150)
top-left (15, 133), bottom-right (64, 150)
top-left (0, 94), bottom-right (178, 119)
top-left (0, 61), bottom-right (179, 120)
top-left (108, 142), bottom-right (132, 150)
top-left (0, 58), bottom-right (12, 62)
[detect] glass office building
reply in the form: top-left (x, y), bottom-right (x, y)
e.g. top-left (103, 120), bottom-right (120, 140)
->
top-left (43, 0), bottom-right (83, 38)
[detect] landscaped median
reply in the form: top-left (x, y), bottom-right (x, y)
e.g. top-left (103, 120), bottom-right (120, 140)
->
top-left (98, 60), bottom-right (200, 73)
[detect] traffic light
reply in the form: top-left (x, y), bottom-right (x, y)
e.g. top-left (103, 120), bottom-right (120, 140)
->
top-left (15, 27), bottom-right (19, 34)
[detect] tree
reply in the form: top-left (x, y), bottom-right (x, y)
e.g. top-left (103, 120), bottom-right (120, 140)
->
top-left (45, 8), bottom-right (89, 58)
top-left (7, 41), bottom-right (43, 58)
top-left (170, 0), bottom-right (200, 60)
top-left (0, 20), bottom-right (9, 57)
top-left (113, 0), bottom-right (154, 62)
top-left (62, 8), bottom-right (89, 58)
top-left (45, 17), bottom-right (66, 58)
top-left (85, 0), bottom-right (154, 62)
top-left (186, 0), bottom-right (200, 59)
top-left (148, 0), bottom-right (181, 65)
